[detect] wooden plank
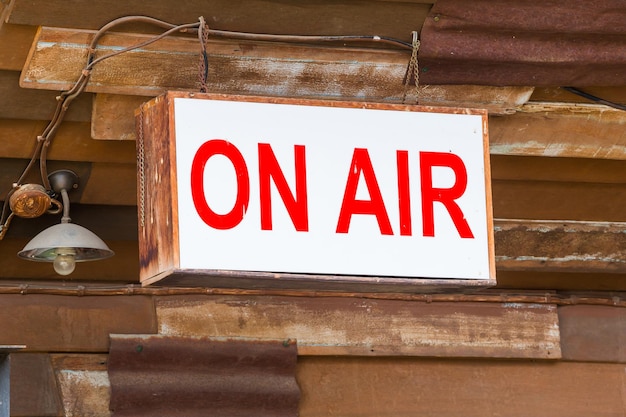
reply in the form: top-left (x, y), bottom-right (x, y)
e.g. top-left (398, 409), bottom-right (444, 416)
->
top-left (297, 358), bottom-right (626, 417)
top-left (0, 24), bottom-right (37, 71)
top-left (492, 179), bottom-right (626, 222)
top-left (558, 305), bottom-right (626, 363)
top-left (0, 294), bottom-right (155, 350)
top-left (491, 154), bottom-right (626, 184)
top-left (156, 295), bottom-right (561, 359)
top-left (0, 120), bottom-right (137, 163)
top-left (50, 354), bottom-right (110, 417)
top-left (495, 220), bottom-right (626, 274)
top-left (496, 271), bottom-right (626, 292)
top-left (91, 87), bottom-right (533, 140)
top-left (21, 28), bottom-right (409, 99)
top-left (490, 103), bottom-right (626, 160)
top-left (0, 70), bottom-right (92, 121)
top-left (92, 94), bottom-right (144, 140)
top-left (5, 0), bottom-right (432, 37)
top-left (23, 28), bottom-right (532, 112)
top-left (10, 353), bottom-right (63, 417)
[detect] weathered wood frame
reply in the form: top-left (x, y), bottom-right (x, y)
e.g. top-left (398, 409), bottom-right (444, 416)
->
top-left (137, 91), bottom-right (495, 291)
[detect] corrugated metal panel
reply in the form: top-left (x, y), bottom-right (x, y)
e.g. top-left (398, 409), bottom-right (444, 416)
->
top-left (419, 0), bottom-right (626, 86)
top-left (108, 335), bottom-right (300, 417)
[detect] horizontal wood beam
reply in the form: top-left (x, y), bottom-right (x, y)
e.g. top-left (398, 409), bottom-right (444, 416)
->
top-left (298, 357), bottom-right (626, 416)
top-left (156, 295), bottom-right (561, 358)
top-left (494, 219), bottom-right (626, 274)
top-left (0, 120), bottom-right (137, 164)
top-left (22, 28), bottom-right (533, 113)
top-left (0, 294), bottom-right (155, 351)
top-left (88, 94), bottom-right (626, 162)
top-left (490, 103), bottom-right (626, 160)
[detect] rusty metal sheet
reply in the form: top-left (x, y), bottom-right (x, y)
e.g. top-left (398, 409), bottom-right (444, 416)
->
top-left (420, 0), bottom-right (626, 86)
top-left (108, 335), bottom-right (300, 417)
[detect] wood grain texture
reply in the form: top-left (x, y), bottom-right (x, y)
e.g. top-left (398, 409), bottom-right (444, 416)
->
top-left (0, 119), bottom-right (137, 163)
top-left (494, 219), bottom-right (626, 274)
top-left (0, 295), bottom-right (156, 350)
top-left (10, 353), bottom-right (63, 417)
top-left (50, 354), bottom-right (111, 417)
top-left (91, 87), bottom-right (532, 140)
top-left (156, 295), bottom-right (561, 359)
top-left (22, 27), bottom-right (533, 113)
top-left (297, 357), bottom-right (626, 417)
top-left (490, 103), bottom-right (626, 160)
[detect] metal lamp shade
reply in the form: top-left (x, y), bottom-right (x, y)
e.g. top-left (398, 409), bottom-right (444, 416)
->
top-left (18, 222), bottom-right (115, 261)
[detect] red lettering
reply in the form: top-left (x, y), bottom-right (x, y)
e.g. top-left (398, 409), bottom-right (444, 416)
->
top-left (336, 148), bottom-right (393, 235)
top-left (191, 139), bottom-right (250, 229)
top-left (258, 143), bottom-right (309, 231)
top-left (396, 150), bottom-right (412, 236)
top-left (419, 151), bottom-right (474, 238)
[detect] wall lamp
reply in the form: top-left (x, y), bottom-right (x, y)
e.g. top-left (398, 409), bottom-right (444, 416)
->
top-left (17, 170), bottom-right (114, 275)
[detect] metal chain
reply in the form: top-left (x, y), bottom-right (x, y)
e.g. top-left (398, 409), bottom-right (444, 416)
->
top-left (402, 31), bottom-right (420, 104)
top-left (198, 16), bottom-right (210, 92)
top-left (138, 104), bottom-right (146, 229)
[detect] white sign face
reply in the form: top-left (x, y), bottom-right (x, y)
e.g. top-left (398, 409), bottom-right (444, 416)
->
top-left (173, 98), bottom-right (493, 280)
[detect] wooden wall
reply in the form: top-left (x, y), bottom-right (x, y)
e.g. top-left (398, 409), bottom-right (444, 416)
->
top-left (2, 291), bottom-right (624, 416)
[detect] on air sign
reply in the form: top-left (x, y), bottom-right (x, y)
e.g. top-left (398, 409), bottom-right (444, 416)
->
top-left (137, 92), bottom-right (495, 291)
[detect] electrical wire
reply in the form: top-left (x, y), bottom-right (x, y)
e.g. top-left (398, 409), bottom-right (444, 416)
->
top-left (562, 87), bottom-right (626, 111)
top-left (0, 15), bottom-right (415, 239)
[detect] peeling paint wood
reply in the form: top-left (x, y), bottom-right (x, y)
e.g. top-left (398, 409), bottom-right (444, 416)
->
top-left (21, 27), bottom-right (411, 100)
top-left (490, 103), bottom-right (626, 160)
top-left (298, 357), bottom-right (626, 417)
top-left (22, 28), bottom-right (534, 113)
top-left (494, 219), bottom-right (626, 274)
top-left (50, 354), bottom-right (111, 417)
top-left (156, 295), bottom-right (561, 359)
top-left (91, 87), bottom-right (532, 140)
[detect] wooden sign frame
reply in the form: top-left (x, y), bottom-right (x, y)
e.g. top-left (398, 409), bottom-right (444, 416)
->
top-left (136, 91), bottom-right (495, 292)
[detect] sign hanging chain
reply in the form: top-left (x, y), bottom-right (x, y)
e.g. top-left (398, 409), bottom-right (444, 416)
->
top-left (402, 31), bottom-right (420, 104)
top-left (198, 16), bottom-right (210, 93)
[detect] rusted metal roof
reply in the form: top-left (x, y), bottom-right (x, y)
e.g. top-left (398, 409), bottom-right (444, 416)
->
top-left (108, 335), bottom-right (300, 417)
top-left (420, 0), bottom-right (626, 86)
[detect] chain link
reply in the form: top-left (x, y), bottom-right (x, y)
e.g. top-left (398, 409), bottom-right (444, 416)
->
top-left (402, 31), bottom-right (420, 104)
top-left (138, 105), bottom-right (146, 229)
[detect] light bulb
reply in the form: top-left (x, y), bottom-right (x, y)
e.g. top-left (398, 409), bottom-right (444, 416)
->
top-left (53, 249), bottom-right (76, 275)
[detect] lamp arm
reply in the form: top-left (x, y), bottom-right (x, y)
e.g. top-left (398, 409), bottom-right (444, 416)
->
top-left (60, 189), bottom-right (71, 224)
